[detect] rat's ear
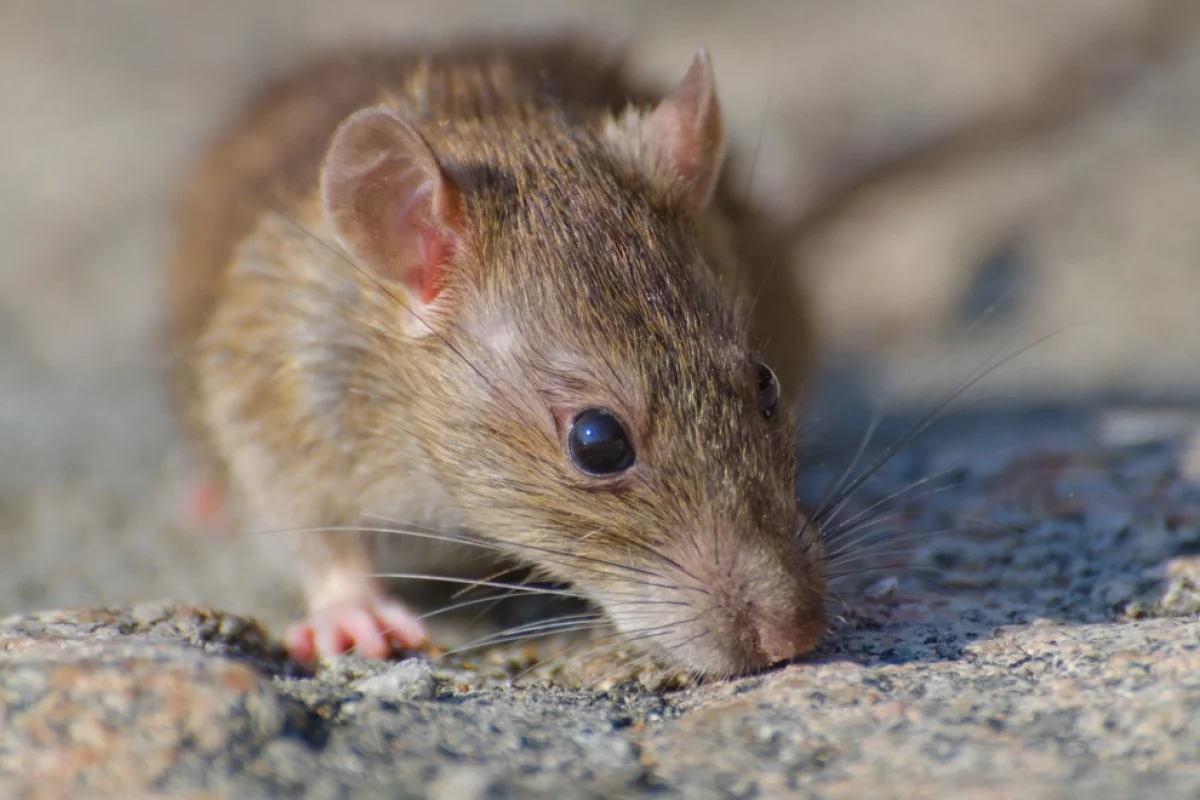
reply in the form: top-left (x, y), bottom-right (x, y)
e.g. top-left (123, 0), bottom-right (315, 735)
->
top-left (321, 106), bottom-right (463, 328)
top-left (607, 49), bottom-right (726, 211)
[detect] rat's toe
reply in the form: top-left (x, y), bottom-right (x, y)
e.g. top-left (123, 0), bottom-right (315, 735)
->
top-left (286, 598), bottom-right (428, 663)
top-left (284, 621), bottom-right (317, 664)
top-left (339, 607), bottom-right (392, 659)
top-left (376, 600), bottom-right (428, 649)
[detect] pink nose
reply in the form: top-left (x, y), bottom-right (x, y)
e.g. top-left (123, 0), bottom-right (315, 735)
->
top-left (757, 612), bottom-right (826, 665)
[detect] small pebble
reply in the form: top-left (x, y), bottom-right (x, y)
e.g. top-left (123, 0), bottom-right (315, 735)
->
top-left (350, 658), bottom-right (436, 700)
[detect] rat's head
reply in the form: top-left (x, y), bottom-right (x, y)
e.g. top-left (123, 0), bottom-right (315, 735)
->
top-left (319, 50), bottom-right (826, 676)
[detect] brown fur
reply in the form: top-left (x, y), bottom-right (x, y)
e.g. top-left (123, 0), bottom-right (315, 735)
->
top-left (166, 36), bottom-right (822, 677)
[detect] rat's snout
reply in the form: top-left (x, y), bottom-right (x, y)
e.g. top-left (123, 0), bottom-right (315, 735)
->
top-left (753, 601), bottom-right (827, 666)
top-left (683, 538), bottom-right (826, 674)
top-left (719, 557), bottom-right (827, 671)
top-left (599, 521), bottom-right (827, 677)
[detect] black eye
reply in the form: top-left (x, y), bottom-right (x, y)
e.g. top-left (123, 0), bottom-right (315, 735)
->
top-left (755, 361), bottom-right (780, 419)
top-left (568, 408), bottom-right (636, 476)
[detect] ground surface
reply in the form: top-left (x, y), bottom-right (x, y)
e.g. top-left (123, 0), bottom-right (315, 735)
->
top-left (4, 1), bottom-right (1200, 798)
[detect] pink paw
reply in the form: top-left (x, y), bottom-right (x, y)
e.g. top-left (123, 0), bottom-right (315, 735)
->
top-left (284, 597), bottom-right (428, 664)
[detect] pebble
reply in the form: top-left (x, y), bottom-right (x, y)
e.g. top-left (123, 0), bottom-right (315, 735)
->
top-left (350, 658), bottom-right (437, 701)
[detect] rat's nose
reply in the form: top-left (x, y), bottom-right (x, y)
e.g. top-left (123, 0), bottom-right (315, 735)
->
top-left (757, 610), bottom-right (826, 665)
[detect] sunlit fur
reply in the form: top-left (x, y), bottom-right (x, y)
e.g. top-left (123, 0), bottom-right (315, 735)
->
top-left (170, 40), bottom-right (823, 677)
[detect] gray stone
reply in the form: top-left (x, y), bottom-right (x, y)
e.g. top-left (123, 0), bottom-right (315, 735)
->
top-left (350, 658), bottom-right (437, 701)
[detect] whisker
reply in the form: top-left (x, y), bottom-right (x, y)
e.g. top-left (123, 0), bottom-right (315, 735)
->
top-left (824, 529), bottom-right (960, 566)
top-left (261, 517), bottom-right (674, 592)
top-left (826, 520), bottom-right (1023, 569)
top-left (826, 512), bottom-right (1019, 558)
top-left (798, 413), bottom-right (884, 552)
top-left (819, 464), bottom-right (967, 539)
top-left (365, 573), bottom-right (588, 600)
top-left (490, 613), bottom-right (608, 637)
top-left (238, 524), bottom-right (634, 593)
top-left (453, 614), bottom-right (696, 676)
top-left (581, 623), bottom-right (707, 691)
top-left (373, 573), bottom-right (697, 612)
top-left (830, 504), bottom-right (1030, 551)
top-left (417, 590), bottom-right (568, 621)
top-left (239, 523), bottom-right (488, 550)
top-left (450, 563), bottom-right (528, 600)
top-left (824, 586), bottom-right (849, 612)
top-left (817, 437), bottom-right (1087, 546)
top-left (792, 287), bottom-right (1027, 537)
top-left (358, 514), bottom-right (688, 588)
top-left (813, 328), bottom-right (1079, 531)
top-left (820, 509), bottom-right (916, 547)
top-left (821, 503), bottom-right (980, 557)
top-left (826, 564), bottom-right (946, 583)
top-left (512, 616), bottom-right (698, 682)
top-left (508, 636), bottom-right (626, 683)
top-left (439, 612), bottom-right (607, 653)
top-left (436, 620), bottom-right (613, 660)
top-left (504, 614), bottom-right (667, 680)
top-left (826, 547), bottom-right (939, 565)
top-left (449, 565), bottom-right (547, 630)
top-left (821, 503), bottom-right (927, 546)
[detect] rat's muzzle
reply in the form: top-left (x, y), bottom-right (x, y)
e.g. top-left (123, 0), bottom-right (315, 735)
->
top-left (596, 522), bottom-right (828, 676)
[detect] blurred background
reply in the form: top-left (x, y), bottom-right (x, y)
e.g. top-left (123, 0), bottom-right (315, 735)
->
top-left (2, 0), bottom-right (1199, 632)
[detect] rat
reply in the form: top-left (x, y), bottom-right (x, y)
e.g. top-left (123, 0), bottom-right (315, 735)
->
top-left (164, 37), bottom-right (824, 678)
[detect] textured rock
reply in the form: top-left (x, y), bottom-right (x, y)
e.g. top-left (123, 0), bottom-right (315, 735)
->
top-left (642, 619), bottom-right (1200, 799)
top-left (2, 595), bottom-right (1199, 797)
top-left (0, 607), bottom-right (311, 798)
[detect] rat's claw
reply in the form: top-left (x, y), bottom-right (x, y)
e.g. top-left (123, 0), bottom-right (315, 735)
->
top-left (283, 596), bottom-right (428, 664)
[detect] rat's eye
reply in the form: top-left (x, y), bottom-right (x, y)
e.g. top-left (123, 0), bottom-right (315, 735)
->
top-left (754, 361), bottom-right (780, 420)
top-left (568, 408), bottom-right (635, 476)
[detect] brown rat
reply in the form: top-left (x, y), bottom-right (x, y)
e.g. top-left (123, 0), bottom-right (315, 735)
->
top-left (165, 37), bottom-right (823, 677)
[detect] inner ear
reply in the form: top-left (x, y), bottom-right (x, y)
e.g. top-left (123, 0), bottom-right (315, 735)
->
top-left (610, 49), bottom-right (727, 211)
top-left (320, 106), bottom-right (464, 309)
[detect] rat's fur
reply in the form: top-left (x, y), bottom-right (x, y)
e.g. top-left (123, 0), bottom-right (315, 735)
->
top-left (167, 37), bottom-right (823, 677)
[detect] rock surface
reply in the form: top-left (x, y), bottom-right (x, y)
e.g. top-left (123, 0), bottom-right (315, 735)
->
top-left (6, 2), bottom-right (1200, 798)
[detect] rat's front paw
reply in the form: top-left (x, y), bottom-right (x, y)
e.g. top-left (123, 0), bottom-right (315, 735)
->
top-left (284, 595), bottom-right (428, 663)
